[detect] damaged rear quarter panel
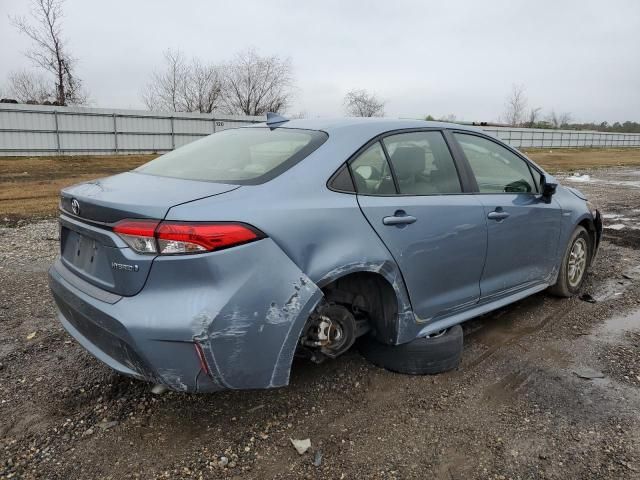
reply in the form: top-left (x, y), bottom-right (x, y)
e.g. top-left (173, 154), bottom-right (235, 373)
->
top-left (135, 239), bottom-right (323, 390)
top-left (165, 146), bottom-right (419, 349)
top-left (158, 128), bottom-right (426, 387)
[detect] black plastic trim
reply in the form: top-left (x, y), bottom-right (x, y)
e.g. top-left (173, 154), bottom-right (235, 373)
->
top-left (327, 163), bottom-right (356, 193)
top-left (441, 129), bottom-right (478, 193)
top-left (378, 139), bottom-right (401, 193)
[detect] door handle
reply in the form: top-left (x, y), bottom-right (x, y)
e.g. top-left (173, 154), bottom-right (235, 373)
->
top-left (487, 209), bottom-right (510, 221)
top-left (383, 211), bottom-right (417, 226)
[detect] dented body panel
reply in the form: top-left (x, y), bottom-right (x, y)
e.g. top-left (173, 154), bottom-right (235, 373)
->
top-left (49, 238), bottom-right (323, 391)
top-left (49, 118), bottom-right (601, 392)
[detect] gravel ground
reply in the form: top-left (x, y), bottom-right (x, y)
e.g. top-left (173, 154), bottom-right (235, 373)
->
top-left (2, 167), bottom-right (640, 479)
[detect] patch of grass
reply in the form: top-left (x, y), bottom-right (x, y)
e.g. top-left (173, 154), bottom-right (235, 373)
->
top-left (0, 154), bottom-right (156, 223)
top-left (523, 148), bottom-right (640, 172)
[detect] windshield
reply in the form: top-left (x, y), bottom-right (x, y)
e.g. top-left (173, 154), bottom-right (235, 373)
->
top-left (136, 127), bottom-right (328, 184)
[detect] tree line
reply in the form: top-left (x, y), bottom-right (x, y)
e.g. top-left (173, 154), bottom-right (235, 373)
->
top-left (1, 0), bottom-right (297, 116)
top-left (2, 0), bottom-right (637, 131)
top-left (140, 48), bottom-right (293, 116)
top-left (499, 84), bottom-right (640, 133)
top-left (1, 0), bottom-right (382, 119)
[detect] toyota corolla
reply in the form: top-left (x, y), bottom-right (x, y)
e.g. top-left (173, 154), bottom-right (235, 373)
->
top-left (49, 116), bottom-right (602, 392)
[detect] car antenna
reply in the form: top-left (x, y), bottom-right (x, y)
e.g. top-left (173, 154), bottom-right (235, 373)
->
top-left (266, 112), bottom-right (289, 129)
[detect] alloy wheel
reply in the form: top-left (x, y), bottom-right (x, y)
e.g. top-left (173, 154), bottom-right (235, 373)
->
top-left (567, 237), bottom-right (588, 287)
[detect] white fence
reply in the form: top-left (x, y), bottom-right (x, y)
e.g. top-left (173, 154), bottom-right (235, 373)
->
top-left (482, 126), bottom-right (640, 149)
top-left (0, 104), bottom-right (263, 156)
top-left (1, 103), bottom-right (639, 156)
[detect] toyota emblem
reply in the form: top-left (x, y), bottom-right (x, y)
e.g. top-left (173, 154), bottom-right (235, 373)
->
top-left (71, 198), bottom-right (80, 216)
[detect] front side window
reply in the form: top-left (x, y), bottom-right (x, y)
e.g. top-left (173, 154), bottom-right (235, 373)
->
top-left (382, 131), bottom-right (461, 195)
top-left (136, 127), bottom-right (327, 184)
top-left (350, 142), bottom-right (396, 195)
top-left (454, 133), bottom-right (537, 193)
top-left (529, 165), bottom-right (543, 191)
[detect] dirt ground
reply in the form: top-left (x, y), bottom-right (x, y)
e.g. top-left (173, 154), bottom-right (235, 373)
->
top-left (0, 155), bottom-right (156, 224)
top-left (523, 147), bottom-right (640, 172)
top-left (2, 148), bottom-right (640, 223)
top-left (2, 162), bottom-right (640, 479)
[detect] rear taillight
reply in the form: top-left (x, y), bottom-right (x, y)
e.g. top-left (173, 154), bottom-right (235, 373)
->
top-left (113, 220), bottom-right (264, 255)
top-left (113, 219), bottom-right (159, 254)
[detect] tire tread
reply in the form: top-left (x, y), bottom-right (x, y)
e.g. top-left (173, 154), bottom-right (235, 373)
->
top-left (359, 325), bottom-right (463, 375)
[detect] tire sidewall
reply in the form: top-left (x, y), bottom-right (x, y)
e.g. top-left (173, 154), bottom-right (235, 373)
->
top-left (359, 325), bottom-right (463, 375)
top-left (563, 227), bottom-right (591, 295)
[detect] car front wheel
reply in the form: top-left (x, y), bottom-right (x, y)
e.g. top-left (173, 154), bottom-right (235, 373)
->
top-left (548, 225), bottom-right (591, 297)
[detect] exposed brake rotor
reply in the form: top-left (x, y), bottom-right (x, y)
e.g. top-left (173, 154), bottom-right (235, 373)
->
top-left (300, 303), bottom-right (367, 362)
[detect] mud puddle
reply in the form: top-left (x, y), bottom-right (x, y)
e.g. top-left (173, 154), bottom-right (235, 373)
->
top-left (581, 264), bottom-right (640, 302)
top-left (592, 308), bottom-right (640, 343)
top-left (462, 295), bottom-right (572, 370)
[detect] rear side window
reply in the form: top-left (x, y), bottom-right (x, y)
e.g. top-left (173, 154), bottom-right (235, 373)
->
top-left (350, 142), bottom-right (396, 195)
top-left (454, 133), bottom-right (537, 193)
top-left (382, 131), bottom-right (461, 195)
top-left (136, 127), bottom-right (328, 184)
top-left (329, 164), bottom-right (355, 192)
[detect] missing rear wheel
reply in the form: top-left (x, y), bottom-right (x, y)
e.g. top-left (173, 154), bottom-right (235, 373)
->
top-left (299, 303), bottom-right (369, 362)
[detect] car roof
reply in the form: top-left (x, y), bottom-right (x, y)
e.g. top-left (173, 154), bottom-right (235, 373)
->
top-left (250, 117), bottom-right (485, 137)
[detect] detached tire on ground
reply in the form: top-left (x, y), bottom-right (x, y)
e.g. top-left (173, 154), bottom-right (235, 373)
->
top-left (359, 325), bottom-right (463, 375)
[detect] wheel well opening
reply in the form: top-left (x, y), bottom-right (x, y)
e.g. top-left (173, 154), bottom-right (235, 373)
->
top-left (321, 272), bottom-right (398, 342)
top-left (578, 218), bottom-right (597, 262)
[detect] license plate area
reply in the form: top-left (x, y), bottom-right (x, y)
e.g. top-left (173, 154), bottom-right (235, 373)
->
top-left (61, 227), bottom-right (116, 290)
top-left (63, 228), bottom-right (100, 268)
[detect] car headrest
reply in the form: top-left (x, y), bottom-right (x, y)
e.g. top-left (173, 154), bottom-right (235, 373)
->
top-left (391, 147), bottom-right (424, 179)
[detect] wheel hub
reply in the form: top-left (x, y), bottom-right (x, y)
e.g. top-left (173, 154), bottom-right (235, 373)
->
top-left (300, 304), bottom-right (369, 361)
top-left (568, 237), bottom-right (587, 287)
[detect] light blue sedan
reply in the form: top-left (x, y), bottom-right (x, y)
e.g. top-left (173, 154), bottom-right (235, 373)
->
top-left (49, 115), bottom-right (602, 392)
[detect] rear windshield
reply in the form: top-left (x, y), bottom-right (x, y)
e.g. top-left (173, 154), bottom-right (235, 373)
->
top-left (136, 127), bottom-right (328, 184)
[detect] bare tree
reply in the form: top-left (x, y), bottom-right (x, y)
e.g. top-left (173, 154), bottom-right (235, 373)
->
top-left (183, 59), bottom-right (223, 113)
top-left (503, 84), bottom-right (527, 126)
top-left (11, 0), bottom-right (86, 105)
top-left (560, 112), bottom-right (572, 128)
top-left (547, 110), bottom-right (572, 129)
top-left (142, 49), bottom-right (188, 112)
top-left (343, 89), bottom-right (385, 117)
top-left (525, 107), bottom-right (542, 127)
top-left (142, 50), bottom-right (224, 113)
top-left (5, 70), bottom-right (51, 103)
top-left (222, 48), bottom-right (293, 115)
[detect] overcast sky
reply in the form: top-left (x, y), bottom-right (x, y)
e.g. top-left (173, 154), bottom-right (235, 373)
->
top-left (1, 0), bottom-right (638, 122)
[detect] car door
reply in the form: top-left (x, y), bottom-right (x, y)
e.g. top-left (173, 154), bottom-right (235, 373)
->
top-left (352, 130), bottom-right (488, 322)
top-left (452, 132), bottom-right (562, 300)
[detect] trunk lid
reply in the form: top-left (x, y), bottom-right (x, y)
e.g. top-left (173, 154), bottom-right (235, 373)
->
top-left (60, 172), bottom-right (238, 223)
top-left (58, 172), bottom-right (239, 296)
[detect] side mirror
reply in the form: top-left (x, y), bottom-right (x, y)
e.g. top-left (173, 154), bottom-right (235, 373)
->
top-left (541, 176), bottom-right (557, 199)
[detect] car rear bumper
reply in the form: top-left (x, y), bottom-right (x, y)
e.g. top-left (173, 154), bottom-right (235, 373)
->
top-left (49, 259), bottom-right (221, 392)
top-left (48, 237), bottom-right (323, 392)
